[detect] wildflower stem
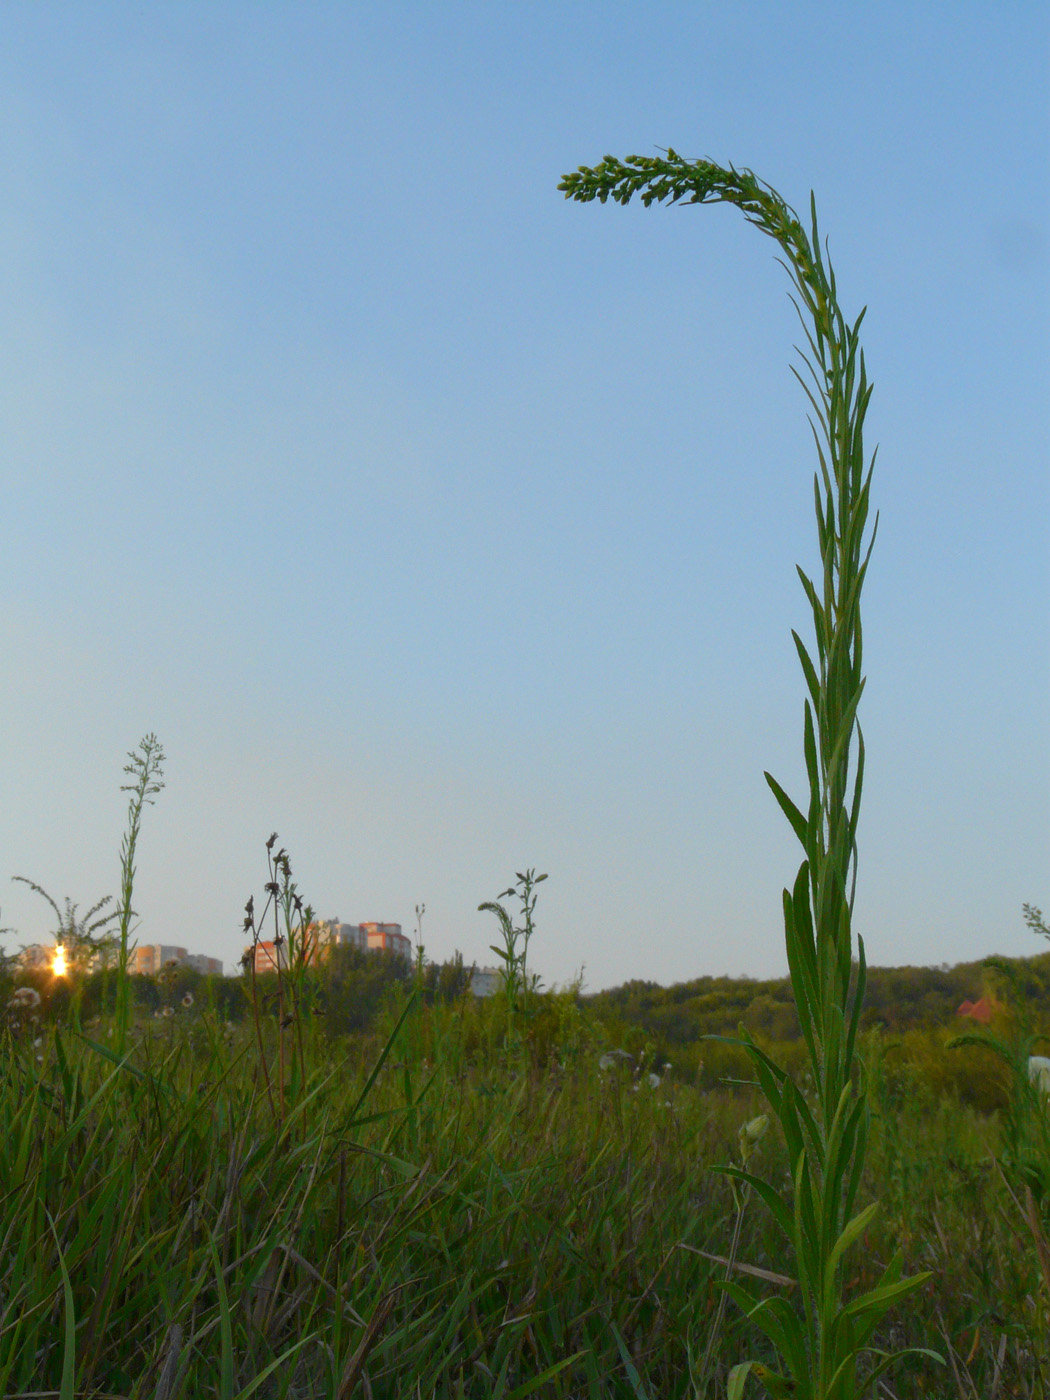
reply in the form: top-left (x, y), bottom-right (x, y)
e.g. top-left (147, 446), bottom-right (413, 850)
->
top-left (115, 734), bottom-right (165, 1055)
top-left (559, 150), bottom-right (937, 1396)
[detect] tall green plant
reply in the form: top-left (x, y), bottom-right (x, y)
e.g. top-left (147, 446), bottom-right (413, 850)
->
top-left (559, 152), bottom-right (939, 1397)
top-left (115, 732), bottom-right (166, 1052)
top-left (479, 868), bottom-right (547, 1042)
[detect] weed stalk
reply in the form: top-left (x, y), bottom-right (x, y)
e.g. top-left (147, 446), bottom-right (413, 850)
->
top-left (560, 150), bottom-right (940, 1397)
top-left (115, 733), bottom-right (166, 1053)
top-left (241, 833), bottom-right (313, 1125)
top-left (479, 868), bottom-right (547, 1047)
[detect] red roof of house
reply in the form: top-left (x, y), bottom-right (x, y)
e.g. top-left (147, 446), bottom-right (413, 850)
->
top-left (957, 997), bottom-right (993, 1024)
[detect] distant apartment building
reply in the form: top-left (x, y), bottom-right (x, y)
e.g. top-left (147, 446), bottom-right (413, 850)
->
top-left (326, 920), bottom-right (366, 951)
top-left (247, 921), bottom-right (333, 975)
top-left (15, 944), bottom-right (52, 971)
top-left (131, 945), bottom-right (222, 977)
top-left (18, 943), bottom-right (119, 974)
top-left (306, 919), bottom-right (366, 953)
top-left (132, 945), bottom-right (188, 977)
top-left (244, 919), bottom-right (412, 974)
top-left (12, 942), bottom-right (221, 977)
top-left (186, 953), bottom-right (223, 976)
top-left (360, 922), bottom-right (411, 960)
top-left (249, 941), bottom-right (285, 974)
top-left (302, 918), bottom-right (411, 962)
top-left (469, 966), bottom-right (504, 998)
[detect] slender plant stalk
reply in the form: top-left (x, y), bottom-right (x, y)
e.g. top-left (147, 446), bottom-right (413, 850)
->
top-left (115, 733), bottom-right (166, 1054)
top-left (242, 834), bottom-right (284, 1122)
top-left (272, 853), bottom-right (286, 1118)
top-left (239, 833), bottom-right (314, 1125)
top-left (559, 151), bottom-right (940, 1398)
top-left (275, 843), bottom-right (312, 1108)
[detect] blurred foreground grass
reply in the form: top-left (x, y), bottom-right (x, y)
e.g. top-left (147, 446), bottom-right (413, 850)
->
top-left (1, 983), bottom-right (1046, 1399)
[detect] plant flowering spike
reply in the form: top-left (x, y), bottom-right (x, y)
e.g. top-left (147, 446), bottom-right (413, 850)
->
top-left (561, 149), bottom-right (935, 1396)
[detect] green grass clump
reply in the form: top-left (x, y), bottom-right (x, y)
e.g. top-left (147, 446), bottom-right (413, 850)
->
top-left (0, 1001), bottom-right (749, 1398)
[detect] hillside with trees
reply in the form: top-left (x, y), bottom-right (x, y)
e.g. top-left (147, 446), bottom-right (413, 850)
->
top-left (586, 950), bottom-right (1050, 1046)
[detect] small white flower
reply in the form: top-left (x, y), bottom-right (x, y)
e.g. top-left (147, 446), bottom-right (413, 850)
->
top-left (181, 992), bottom-right (194, 1009)
top-left (647, 1072), bottom-right (661, 1089)
top-left (162, 1006), bottom-right (174, 1018)
top-left (1029, 1056), bottom-right (1050, 1096)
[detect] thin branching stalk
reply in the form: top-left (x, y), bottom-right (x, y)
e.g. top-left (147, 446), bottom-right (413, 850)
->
top-left (280, 856), bottom-right (312, 1101)
top-left (240, 834), bottom-right (314, 1126)
top-left (271, 849), bottom-right (287, 1121)
top-left (115, 733), bottom-right (166, 1053)
top-left (242, 834), bottom-right (280, 1121)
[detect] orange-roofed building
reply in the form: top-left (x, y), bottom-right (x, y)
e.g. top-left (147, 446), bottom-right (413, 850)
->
top-left (247, 924), bottom-right (331, 975)
top-left (361, 922), bottom-right (411, 961)
top-left (956, 997), bottom-right (994, 1025)
top-left (244, 920), bottom-right (411, 972)
top-left (248, 940), bottom-right (286, 974)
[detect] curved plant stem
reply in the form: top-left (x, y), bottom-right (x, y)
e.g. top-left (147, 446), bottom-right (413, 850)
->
top-left (560, 151), bottom-right (941, 1398)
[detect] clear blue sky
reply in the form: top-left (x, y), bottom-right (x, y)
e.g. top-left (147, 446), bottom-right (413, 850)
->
top-left (1, 3), bottom-right (1047, 990)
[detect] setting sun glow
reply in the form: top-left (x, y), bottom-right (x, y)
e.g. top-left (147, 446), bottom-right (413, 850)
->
top-left (51, 944), bottom-right (67, 977)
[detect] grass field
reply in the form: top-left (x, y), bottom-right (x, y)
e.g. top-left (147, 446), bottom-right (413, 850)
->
top-left (1, 971), bottom-right (1047, 1399)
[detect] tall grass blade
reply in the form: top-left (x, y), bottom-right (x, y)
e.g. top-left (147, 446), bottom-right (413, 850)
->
top-left (45, 1211), bottom-right (77, 1400)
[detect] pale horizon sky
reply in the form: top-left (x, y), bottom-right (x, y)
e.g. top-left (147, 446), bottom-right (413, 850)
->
top-left (1, 4), bottom-right (1047, 992)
